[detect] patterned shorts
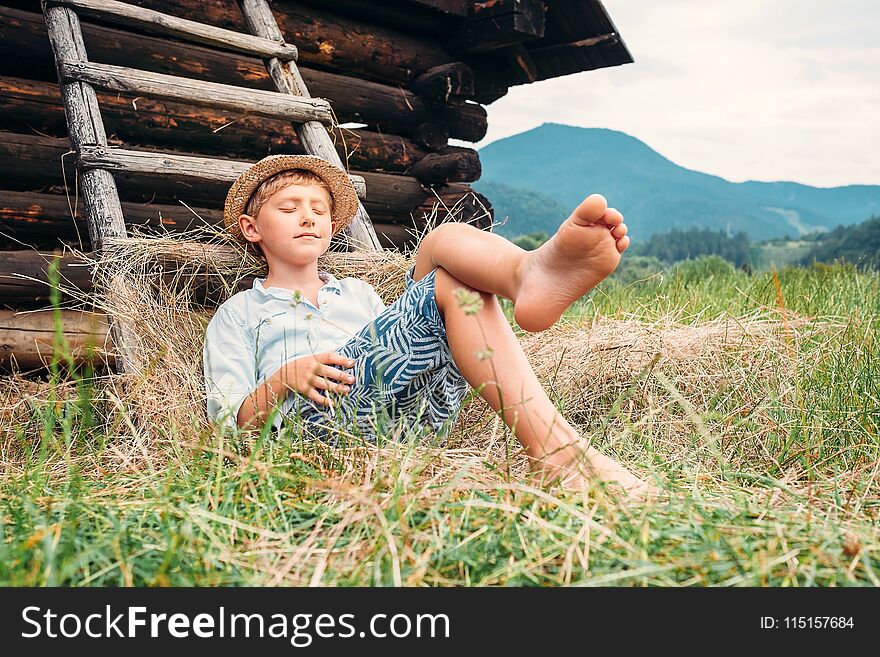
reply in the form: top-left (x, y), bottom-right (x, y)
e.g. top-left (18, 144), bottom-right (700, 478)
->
top-left (285, 268), bottom-right (470, 443)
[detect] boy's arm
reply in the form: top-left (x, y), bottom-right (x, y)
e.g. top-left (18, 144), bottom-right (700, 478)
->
top-left (204, 307), bottom-right (258, 428)
top-left (236, 352), bottom-right (356, 429)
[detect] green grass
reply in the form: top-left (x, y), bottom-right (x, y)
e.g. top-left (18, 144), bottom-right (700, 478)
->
top-left (1, 259), bottom-right (878, 586)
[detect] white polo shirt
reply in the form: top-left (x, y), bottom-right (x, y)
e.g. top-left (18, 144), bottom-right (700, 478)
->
top-left (203, 271), bottom-right (386, 428)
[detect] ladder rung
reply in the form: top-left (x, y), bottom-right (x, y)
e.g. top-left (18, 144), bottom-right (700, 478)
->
top-left (49, 0), bottom-right (298, 61)
top-left (78, 145), bottom-right (368, 200)
top-left (60, 60), bottom-right (332, 125)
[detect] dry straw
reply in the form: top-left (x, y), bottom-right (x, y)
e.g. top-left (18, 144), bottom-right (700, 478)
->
top-left (0, 205), bottom-right (828, 498)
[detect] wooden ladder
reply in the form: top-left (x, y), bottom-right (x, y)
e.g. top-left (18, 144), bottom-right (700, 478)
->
top-left (41, 0), bottom-right (383, 371)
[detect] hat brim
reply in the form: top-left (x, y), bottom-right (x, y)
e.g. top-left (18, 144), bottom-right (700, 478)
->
top-left (223, 154), bottom-right (359, 242)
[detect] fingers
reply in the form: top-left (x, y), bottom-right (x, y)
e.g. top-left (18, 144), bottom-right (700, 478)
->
top-left (319, 364), bottom-right (356, 384)
top-left (318, 352), bottom-right (356, 369)
top-left (312, 376), bottom-right (352, 394)
top-left (306, 388), bottom-right (331, 407)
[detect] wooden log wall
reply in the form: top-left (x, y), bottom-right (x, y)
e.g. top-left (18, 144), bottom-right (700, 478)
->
top-left (0, 0), bottom-right (495, 259)
top-left (0, 0), bottom-right (594, 369)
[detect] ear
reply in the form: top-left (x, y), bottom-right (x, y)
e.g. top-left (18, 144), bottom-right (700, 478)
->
top-left (238, 213), bottom-right (261, 243)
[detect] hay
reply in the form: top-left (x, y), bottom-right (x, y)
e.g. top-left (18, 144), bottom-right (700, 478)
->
top-left (0, 223), bottom-right (829, 495)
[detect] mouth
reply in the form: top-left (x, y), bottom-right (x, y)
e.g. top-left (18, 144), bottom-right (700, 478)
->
top-left (294, 233), bottom-right (320, 239)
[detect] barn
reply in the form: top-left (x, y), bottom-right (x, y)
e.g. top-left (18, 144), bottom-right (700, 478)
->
top-left (0, 0), bottom-right (632, 368)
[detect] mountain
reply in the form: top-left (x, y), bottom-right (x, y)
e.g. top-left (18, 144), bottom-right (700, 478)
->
top-left (475, 123), bottom-right (880, 241)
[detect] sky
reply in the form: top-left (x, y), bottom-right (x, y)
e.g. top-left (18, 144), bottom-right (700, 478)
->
top-left (469, 0), bottom-right (880, 188)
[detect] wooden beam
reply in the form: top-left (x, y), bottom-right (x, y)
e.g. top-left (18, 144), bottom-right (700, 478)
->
top-left (121, 0), bottom-right (457, 87)
top-left (453, 0), bottom-right (546, 54)
top-left (0, 247), bottom-right (256, 307)
top-left (0, 250), bottom-right (91, 302)
top-left (1, 7), bottom-right (488, 142)
top-left (404, 0), bottom-right (471, 16)
top-left (0, 132), bottom-right (493, 228)
top-left (0, 189), bottom-right (220, 246)
top-left (237, 0), bottom-right (380, 250)
top-left (42, 4), bottom-right (127, 247)
top-left (77, 145), bottom-right (367, 199)
top-left (412, 63), bottom-right (475, 105)
top-left (59, 60), bottom-right (333, 125)
top-left (0, 308), bottom-right (111, 371)
top-left (49, 0), bottom-right (298, 61)
top-left (527, 33), bottom-right (619, 55)
top-left (412, 123), bottom-right (450, 151)
top-left (0, 76), bottom-right (439, 177)
top-left (407, 146), bottom-right (481, 184)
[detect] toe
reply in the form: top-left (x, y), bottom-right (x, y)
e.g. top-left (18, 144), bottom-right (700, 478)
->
top-left (602, 208), bottom-right (624, 227)
top-left (571, 194), bottom-right (608, 226)
top-left (616, 235), bottom-right (630, 253)
top-left (610, 222), bottom-right (628, 239)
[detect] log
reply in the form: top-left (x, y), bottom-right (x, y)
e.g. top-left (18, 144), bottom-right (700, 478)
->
top-left (411, 62), bottom-right (475, 105)
top-left (412, 123), bottom-right (450, 151)
top-left (0, 75), bottom-right (436, 176)
top-left (372, 222), bottom-right (419, 251)
top-left (0, 309), bottom-right (111, 371)
top-left (0, 132), bottom-right (494, 227)
top-left (59, 60), bottom-right (333, 125)
top-left (0, 189), bottom-right (221, 247)
top-left (0, 6), bottom-right (488, 142)
top-left (0, 247), bottom-right (253, 307)
top-left (50, 0), bottom-right (299, 61)
top-left (402, 185), bottom-right (494, 230)
top-left (0, 250), bottom-right (92, 302)
top-left (77, 145), bottom-right (367, 200)
top-left (407, 146), bottom-right (481, 184)
top-left (123, 0), bottom-right (460, 89)
top-left (293, 0), bottom-right (467, 34)
top-left (368, 181), bottom-right (494, 231)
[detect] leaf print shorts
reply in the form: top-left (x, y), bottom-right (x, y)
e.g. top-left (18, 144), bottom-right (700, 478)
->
top-left (284, 267), bottom-right (471, 443)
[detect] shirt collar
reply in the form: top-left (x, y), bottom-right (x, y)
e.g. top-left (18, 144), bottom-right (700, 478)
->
top-left (252, 270), bottom-right (342, 300)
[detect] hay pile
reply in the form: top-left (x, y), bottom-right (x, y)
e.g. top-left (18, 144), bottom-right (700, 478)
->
top-left (0, 229), bottom-right (822, 492)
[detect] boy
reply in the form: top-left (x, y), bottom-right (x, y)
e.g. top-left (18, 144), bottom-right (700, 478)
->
top-left (204, 155), bottom-right (655, 499)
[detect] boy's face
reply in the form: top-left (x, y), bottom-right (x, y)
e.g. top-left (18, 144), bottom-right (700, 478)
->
top-left (238, 182), bottom-right (335, 267)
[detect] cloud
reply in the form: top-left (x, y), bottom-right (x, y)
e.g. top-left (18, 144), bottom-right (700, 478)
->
top-left (472, 0), bottom-right (880, 187)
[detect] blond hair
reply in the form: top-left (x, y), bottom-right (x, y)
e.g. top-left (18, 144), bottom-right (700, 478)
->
top-left (243, 169), bottom-right (335, 220)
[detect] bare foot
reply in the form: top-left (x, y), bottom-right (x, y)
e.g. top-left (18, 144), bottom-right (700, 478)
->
top-left (513, 194), bottom-right (629, 332)
top-left (533, 441), bottom-right (659, 502)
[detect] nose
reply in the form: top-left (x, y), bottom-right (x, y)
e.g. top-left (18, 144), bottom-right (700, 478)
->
top-left (299, 210), bottom-right (315, 226)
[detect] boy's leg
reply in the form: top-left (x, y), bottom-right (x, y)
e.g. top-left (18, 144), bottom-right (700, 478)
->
top-left (432, 267), bottom-right (654, 498)
top-left (414, 194), bottom-right (630, 332)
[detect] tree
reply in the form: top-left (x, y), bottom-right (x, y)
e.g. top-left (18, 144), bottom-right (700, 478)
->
top-left (511, 231), bottom-right (550, 251)
top-left (633, 227), bottom-right (752, 267)
top-left (801, 215), bottom-right (880, 269)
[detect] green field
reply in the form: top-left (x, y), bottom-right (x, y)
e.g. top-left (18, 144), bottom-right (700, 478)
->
top-left (2, 260), bottom-right (878, 586)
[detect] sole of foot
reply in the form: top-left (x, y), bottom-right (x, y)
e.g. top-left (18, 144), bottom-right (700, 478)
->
top-left (513, 194), bottom-right (630, 333)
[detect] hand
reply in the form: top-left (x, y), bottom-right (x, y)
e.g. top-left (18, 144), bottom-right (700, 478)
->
top-left (277, 352), bottom-right (356, 407)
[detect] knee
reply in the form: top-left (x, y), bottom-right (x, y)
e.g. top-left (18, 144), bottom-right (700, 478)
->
top-left (434, 267), bottom-right (495, 315)
top-left (421, 222), bottom-right (476, 252)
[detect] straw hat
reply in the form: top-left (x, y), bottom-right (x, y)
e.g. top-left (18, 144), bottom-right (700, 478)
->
top-left (223, 154), bottom-right (359, 241)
